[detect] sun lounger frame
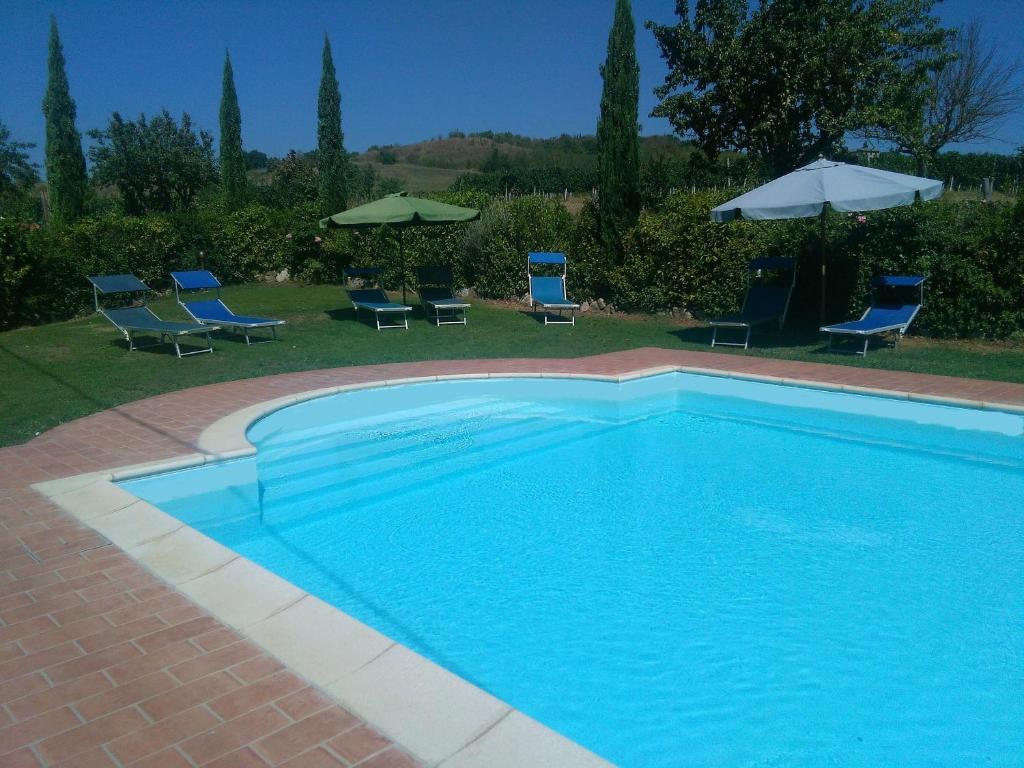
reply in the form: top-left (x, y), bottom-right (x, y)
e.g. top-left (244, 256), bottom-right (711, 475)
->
top-left (343, 268), bottom-right (413, 330)
top-left (415, 266), bottom-right (470, 326)
top-left (821, 275), bottom-right (925, 356)
top-left (88, 274), bottom-right (217, 358)
top-left (527, 252), bottom-right (580, 326)
top-left (709, 257), bottom-right (797, 349)
top-left (170, 270), bottom-right (285, 345)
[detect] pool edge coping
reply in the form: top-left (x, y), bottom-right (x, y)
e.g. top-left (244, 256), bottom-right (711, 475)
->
top-left (29, 363), bottom-right (1024, 767)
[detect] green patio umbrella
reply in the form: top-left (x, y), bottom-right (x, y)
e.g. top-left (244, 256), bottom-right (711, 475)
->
top-left (319, 192), bottom-right (480, 303)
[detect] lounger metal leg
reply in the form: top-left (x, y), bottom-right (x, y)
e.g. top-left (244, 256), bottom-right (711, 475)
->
top-left (711, 327), bottom-right (718, 347)
top-left (863, 337), bottom-right (870, 355)
top-left (744, 327), bottom-right (751, 350)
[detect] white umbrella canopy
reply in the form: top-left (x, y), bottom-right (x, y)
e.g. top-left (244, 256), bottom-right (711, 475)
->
top-left (710, 158), bottom-right (943, 319)
top-left (711, 158), bottom-right (943, 222)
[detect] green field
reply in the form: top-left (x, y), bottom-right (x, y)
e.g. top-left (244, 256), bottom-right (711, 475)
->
top-left (2, 282), bottom-right (1022, 447)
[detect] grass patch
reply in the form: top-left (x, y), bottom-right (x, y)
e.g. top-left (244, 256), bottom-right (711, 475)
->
top-left (2, 282), bottom-right (1022, 447)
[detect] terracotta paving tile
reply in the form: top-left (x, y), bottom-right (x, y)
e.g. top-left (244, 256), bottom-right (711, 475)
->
top-left (0, 641), bottom-right (25, 664)
top-left (107, 705), bottom-right (220, 765)
top-left (7, 671), bottom-right (112, 721)
top-left (0, 640), bottom-right (83, 682)
top-left (0, 705), bottom-right (81, 755)
top-left (135, 617), bottom-right (220, 653)
top-left (0, 616), bottom-right (56, 646)
top-left (105, 594), bottom-right (191, 627)
top-left (2, 747), bottom-right (43, 768)
top-left (128, 746), bottom-right (194, 768)
top-left (0, 592), bottom-right (84, 626)
top-left (78, 615), bottom-right (167, 654)
top-left (36, 705), bottom-right (149, 763)
top-left (209, 671), bottom-right (305, 721)
top-left (205, 746), bottom-right (272, 768)
top-left (179, 705), bottom-right (290, 765)
top-left (76, 670), bottom-right (178, 721)
top-left (278, 746), bottom-right (347, 768)
top-left (228, 656), bottom-right (284, 684)
top-left (275, 687), bottom-right (335, 721)
top-left (254, 707), bottom-right (359, 764)
top-left (140, 670), bottom-right (241, 722)
top-left (50, 745), bottom-right (119, 767)
top-left (19, 615), bottom-right (112, 655)
top-left (169, 641), bottom-right (262, 685)
top-left (105, 641), bottom-right (201, 686)
top-left (45, 642), bottom-right (142, 686)
top-left (328, 724), bottom-right (392, 765)
top-left (192, 628), bottom-right (243, 653)
top-left (0, 672), bottom-right (50, 704)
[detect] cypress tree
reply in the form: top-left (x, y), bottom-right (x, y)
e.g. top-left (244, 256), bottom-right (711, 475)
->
top-left (596, 0), bottom-right (640, 259)
top-left (219, 50), bottom-right (247, 208)
top-left (42, 16), bottom-right (88, 226)
top-left (317, 35), bottom-right (347, 214)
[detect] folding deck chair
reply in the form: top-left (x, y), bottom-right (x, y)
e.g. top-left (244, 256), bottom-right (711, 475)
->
top-left (87, 274), bottom-right (217, 358)
top-left (343, 267), bottom-right (413, 330)
top-left (527, 252), bottom-right (580, 325)
top-left (820, 275), bottom-right (925, 355)
top-left (415, 266), bottom-right (470, 326)
top-left (709, 257), bottom-right (797, 349)
top-left (171, 270), bottom-right (285, 344)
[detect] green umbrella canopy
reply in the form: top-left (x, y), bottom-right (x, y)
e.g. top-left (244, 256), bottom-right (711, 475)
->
top-left (318, 192), bottom-right (480, 303)
top-left (318, 191), bottom-right (480, 229)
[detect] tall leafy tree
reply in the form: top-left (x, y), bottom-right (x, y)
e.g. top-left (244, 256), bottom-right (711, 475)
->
top-left (597, 0), bottom-right (641, 258)
top-left (648, 0), bottom-right (948, 176)
top-left (317, 35), bottom-right (347, 215)
top-left (219, 51), bottom-right (247, 208)
top-left (42, 16), bottom-right (88, 226)
top-left (88, 110), bottom-right (217, 215)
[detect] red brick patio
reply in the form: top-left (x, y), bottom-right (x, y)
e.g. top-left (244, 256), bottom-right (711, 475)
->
top-left (3, 348), bottom-right (1023, 767)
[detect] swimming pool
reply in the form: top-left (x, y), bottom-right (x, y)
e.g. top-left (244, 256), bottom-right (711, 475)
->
top-left (121, 373), bottom-right (1024, 767)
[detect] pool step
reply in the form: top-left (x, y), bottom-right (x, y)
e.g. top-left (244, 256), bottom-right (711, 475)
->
top-left (256, 397), bottom-right (551, 457)
top-left (254, 415), bottom-right (613, 522)
top-left (254, 411), bottom-right (553, 490)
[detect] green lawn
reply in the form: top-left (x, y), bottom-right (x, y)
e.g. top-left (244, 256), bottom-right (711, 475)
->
top-left (2, 282), bottom-right (1022, 447)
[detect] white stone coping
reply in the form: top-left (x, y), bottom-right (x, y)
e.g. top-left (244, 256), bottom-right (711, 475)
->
top-left (29, 364), bottom-right (1024, 767)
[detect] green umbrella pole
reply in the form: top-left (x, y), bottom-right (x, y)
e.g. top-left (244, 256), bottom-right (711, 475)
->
top-left (400, 230), bottom-right (406, 305)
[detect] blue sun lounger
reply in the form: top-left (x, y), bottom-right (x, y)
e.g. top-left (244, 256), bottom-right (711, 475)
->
top-left (820, 275), bottom-right (925, 355)
top-left (415, 266), bottom-right (470, 326)
top-left (87, 274), bottom-right (217, 358)
top-left (528, 252), bottom-right (579, 325)
top-left (709, 257), bottom-right (797, 349)
top-left (171, 270), bottom-right (285, 345)
top-left (343, 268), bottom-right (413, 330)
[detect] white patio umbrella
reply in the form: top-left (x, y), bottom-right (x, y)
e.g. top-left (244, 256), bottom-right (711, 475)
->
top-left (711, 158), bottom-right (943, 319)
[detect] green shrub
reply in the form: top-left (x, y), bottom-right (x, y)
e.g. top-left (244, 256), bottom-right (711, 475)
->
top-left (203, 202), bottom-right (289, 283)
top-left (464, 195), bottom-right (571, 298)
top-left (612, 190), bottom-right (778, 315)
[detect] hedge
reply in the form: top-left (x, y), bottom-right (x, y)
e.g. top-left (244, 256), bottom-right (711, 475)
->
top-left (2, 190), bottom-right (1022, 340)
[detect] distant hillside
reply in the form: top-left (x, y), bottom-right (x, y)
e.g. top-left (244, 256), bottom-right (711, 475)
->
top-left (358, 131), bottom-right (699, 172)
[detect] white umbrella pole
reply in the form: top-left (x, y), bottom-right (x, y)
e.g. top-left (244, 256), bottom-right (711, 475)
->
top-left (819, 208), bottom-right (828, 321)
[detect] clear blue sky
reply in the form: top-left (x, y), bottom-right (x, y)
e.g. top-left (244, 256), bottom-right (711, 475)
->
top-left (2, 0), bottom-right (1022, 170)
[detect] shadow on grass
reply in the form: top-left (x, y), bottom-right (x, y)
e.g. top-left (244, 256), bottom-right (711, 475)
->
top-left (0, 341), bottom-right (201, 452)
top-left (668, 324), bottom-right (835, 355)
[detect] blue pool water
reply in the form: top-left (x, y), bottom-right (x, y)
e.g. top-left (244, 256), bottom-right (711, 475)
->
top-left (122, 374), bottom-right (1024, 767)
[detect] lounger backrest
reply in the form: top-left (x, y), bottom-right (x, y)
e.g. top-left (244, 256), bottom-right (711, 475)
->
top-left (101, 306), bottom-right (161, 329)
top-left (415, 265), bottom-right (454, 288)
top-left (742, 285), bottom-right (792, 318)
top-left (347, 288), bottom-right (391, 305)
top-left (740, 256), bottom-right (796, 320)
top-left (183, 299), bottom-right (234, 322)
top-left (530, 276), bottom-right (568, 304)
top-left (171, 270), bottom-right (222, 290)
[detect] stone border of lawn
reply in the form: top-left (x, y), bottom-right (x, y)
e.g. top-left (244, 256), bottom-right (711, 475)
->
top-left (29, 363), bottom-right (1024, 768)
